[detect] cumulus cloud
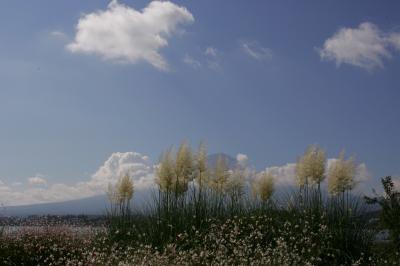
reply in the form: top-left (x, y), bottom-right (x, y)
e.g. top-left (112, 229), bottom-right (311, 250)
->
top-left (88, 152), bottom-right (155, 192)
top-left (236, 153), bottom-right (249, 168)
top-left (259, 159), bottom-right (372, 193)
top-left (262, 163), bottom-right (297, 186)
top-left (67, 0), bottom-right (194, 70)
top-left (0, 151), bottom-right (375, 206)
top-left (355, 163), bottom-right (372, 184)
top-left (0, 151), bottom-right (155, 206)
top-left (319, 22), bottom-right (400, 71)
top-left (28, 175), bottom-right (47, 186)
top-left (241, 40), bottom-right (272, 60)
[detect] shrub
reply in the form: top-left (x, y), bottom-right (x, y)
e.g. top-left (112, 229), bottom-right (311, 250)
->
top-left (365, 176), bottom-right (400, 250)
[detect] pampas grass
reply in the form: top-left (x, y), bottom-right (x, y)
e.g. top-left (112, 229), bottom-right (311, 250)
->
top-left (1, 142), bottom-right (399, 265)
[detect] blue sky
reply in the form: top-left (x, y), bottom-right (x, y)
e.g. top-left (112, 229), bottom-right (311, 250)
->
top-left (0, 0), bottom-right (399, 205)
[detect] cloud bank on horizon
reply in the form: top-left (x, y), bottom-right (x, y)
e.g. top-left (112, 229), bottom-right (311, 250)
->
top-left (0, 152), bottom-right (155, 206)
top-left (67, 0), bottom-right (194, 70)
top-left (27, 175), bottom-right (48, 186)
top-left (0, 150), bottom-right (379, 207)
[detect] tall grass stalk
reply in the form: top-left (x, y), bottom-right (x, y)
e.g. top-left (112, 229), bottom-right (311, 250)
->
top-left (102, 142), bottom-right (384, 264)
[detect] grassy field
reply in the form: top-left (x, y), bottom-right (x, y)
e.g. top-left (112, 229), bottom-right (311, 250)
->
top-left (0, 193), bottom-right (398, 265)
top-left (0, 144), bottom-right (399, 265)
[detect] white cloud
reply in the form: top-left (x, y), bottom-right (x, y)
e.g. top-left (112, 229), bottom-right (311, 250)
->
top-left (241, 40), bottom-right (272, 60)
top-left (28, 175), bottom-right (48, 186)
top-left (183, 46), bottom-right (221, 70)
top-left (205, 47), bottom-right (217, 57)
top-left (236, 153), bottom-right (248, 168)
top-left (319, 22), bottom-right (400, 71)
top-left (88, 152), bottom-right (155, 192)
top-left (262, 163), bottom-right (297, 186)
top-left (353, 163), bottom-right (373, 195)
top-left (67, 0), bottom-right (194, 70)
top-left (259, 159), bottom-right (372, 193)
top-left (0, 180), bottom-right (11, 193)
top-left (183, 54), bottom-right (201, 68)
top-left (0, 151), bottom-right (375, 206)
top-left (354, 163), bottom-right (372, 184)
top-left (0, 185), bottom-right (11, 193)
top-left (0, 151), bottom-right (155, 206)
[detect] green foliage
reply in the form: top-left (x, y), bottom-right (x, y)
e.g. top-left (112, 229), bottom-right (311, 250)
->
top-left (69, 144), bottom-right (400, 263)
top-left (2, 143), bottom-right (400, 265)
top-left (102, 180), bottom-right (381, 265)
top-left (365, 176), bottom-right (400, 250)
top-left (106, 174), bottom-right (135, 244)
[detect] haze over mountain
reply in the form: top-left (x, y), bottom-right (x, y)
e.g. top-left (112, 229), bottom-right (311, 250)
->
top-left (1, 190), bottom-right (152, 217)
top-left (1, 151), bottom-right (379, 216)
top-left (1, 154), bottom-right (236, 216)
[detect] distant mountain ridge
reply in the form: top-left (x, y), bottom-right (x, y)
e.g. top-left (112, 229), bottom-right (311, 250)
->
top-left (207, 153), bottom-right (237, 169)
top-left (1, 189), bottom-right (154, 217)
top-left (1, 195), bottom-right (109, 217)
top-left (1, 153), bottom-right (237, 216)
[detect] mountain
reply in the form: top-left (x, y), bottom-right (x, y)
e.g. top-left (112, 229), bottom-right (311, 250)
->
top-left (1, 189), bottom-right (153, 217)
top-left (207, 153), bottom-right (237, 169)
top-left (1, 195), bottom-right (108, 217)
top-left (1, 153), bottom-right (238, 216)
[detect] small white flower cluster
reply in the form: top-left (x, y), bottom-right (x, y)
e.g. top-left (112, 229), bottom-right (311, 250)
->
top-left (1, 215), bottom-right (399, 265)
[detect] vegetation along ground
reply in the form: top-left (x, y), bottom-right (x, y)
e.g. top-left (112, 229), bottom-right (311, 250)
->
top-left (0, 143), bottom-right (399, 265)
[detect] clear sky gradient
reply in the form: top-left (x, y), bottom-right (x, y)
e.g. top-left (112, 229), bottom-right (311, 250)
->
top-left (0, 1), bottom-right (399, 204)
